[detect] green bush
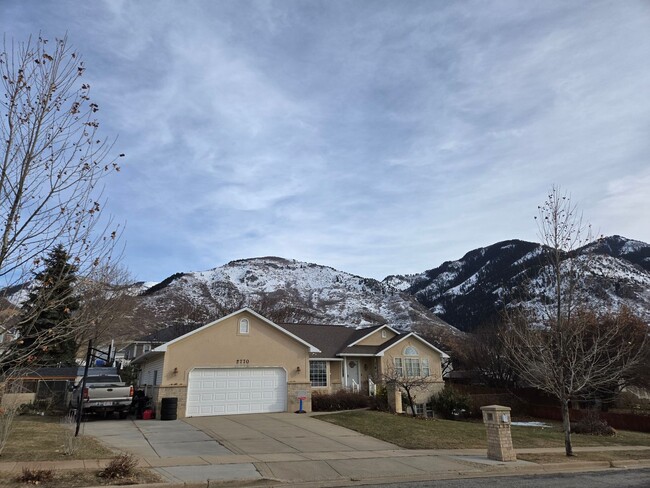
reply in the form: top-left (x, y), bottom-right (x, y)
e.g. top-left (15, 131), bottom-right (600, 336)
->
top-left (312, 390), bottom-right (371, 411)
top-left (369, 386), bottom-right (390, 412)
top-left (429, 386), bottom-right (471, 420)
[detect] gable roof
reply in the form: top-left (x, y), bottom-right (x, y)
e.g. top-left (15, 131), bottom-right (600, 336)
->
top-left (279, 323), bottom-right (361, 358)
top-left (154, 308), bottom-right (321, 353)
top-left (345, 324), bottom-right (400, 348)
top-left (375, 332), bottom-right (450, 359)
top-left (280, 323), bottom-right (448, 359)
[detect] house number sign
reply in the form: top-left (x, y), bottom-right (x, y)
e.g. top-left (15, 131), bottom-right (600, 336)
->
top-left (236, 359), bottom-right (250, 364)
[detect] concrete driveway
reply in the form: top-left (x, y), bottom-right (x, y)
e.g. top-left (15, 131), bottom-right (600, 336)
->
top-left (84, 413), bottom-right (529, 484)
top-left (184, 412), bottom-right (399, 455)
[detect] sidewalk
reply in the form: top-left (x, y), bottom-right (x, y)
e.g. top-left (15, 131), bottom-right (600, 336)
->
top-left (0, 445), bottom-right (649, 487)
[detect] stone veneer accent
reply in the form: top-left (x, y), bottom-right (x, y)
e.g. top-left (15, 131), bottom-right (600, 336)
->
top-left (288, 382), bottom-right (312, 413)
top-left (481, 405), bottom-right (517, 462)
top-left (153, 386), bottom-right (188, 419)
top-left (151, 384), bottom-right (312, 418)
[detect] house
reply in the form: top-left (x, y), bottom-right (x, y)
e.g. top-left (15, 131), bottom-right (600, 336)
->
top-left (1, 366), bottom-right (117, 409)
top-left (117, 322), bottom-right (202, 367)
top-left (132, 308), bottom-right (448, 419)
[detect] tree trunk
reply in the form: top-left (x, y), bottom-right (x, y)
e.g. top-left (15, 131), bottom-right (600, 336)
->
top-left (561, 399), bottom-right (574, 456)
top-left (405, 389), bottom-right (417, 417)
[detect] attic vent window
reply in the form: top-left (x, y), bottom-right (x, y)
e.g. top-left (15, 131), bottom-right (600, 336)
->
top-left (239, 318), bottom-right (250, 335)
top-left (404, 346), bottom-right (418, 356)
top-left (381, 330), bottom-right (387, 338)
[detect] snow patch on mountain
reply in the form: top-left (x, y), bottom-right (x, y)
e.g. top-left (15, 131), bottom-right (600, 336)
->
top-left (386, 236), bottom-right (650, 331)
top-left (136, 257), bottom-right (456, 335)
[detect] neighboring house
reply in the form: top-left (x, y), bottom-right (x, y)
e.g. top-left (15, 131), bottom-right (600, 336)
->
top-left (117, 322), bottom-right (201, 366)
top-left (2, 366), bottom-right (115, 409)
top-left (132, 308), bottom-right (448, 419)
top-left (0, 323), bottom-right (19, 357)
top-left (118, 340), bottom-right (162, 366)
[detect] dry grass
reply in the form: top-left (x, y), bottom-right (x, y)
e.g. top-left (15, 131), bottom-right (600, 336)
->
top-left (518, 450), bottom-right (650, 464)
top-left (318, 411), bottom-right (650, 450)
top-left (0, 416), bottom-right (113, 461)
top-left (0, 416), bottom-right (162, 486)
top-left (0, 468), bottom-right (162, 487)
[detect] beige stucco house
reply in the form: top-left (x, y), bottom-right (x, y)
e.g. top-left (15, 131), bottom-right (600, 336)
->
top-left (133, 308), bottom-right (448, 418)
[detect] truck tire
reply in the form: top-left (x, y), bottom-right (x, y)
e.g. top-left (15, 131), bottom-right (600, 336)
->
top-left (118, 411), bottom-right (128, 419)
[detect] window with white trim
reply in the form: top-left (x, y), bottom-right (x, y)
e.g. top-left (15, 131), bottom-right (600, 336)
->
top-left (404, 358), bottom-right (421, 377)
top-left (381, 329), bottom-right (387, 338)
top-left (404, 346), bottom-right (418, 356)
top-left (310, 361), bottom-right (327, 387)
top-left (239, 318), bottom-right (250, 334)
top-left (393, 357), bottom-right (403, 376)
top-left (422, 358), bottom-right (430, 376)
top-left (392, 345), bottom-right (431, 378)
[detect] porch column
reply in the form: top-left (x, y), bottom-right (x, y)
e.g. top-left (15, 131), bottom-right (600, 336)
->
top-left (343, 359), bottom-right (348, 388)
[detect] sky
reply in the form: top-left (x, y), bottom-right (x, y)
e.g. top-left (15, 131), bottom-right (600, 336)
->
top-left (3, 0), bottom-right (650, 282)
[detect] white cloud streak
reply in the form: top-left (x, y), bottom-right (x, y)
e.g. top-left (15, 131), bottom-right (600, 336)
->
top-left (3, 0), bottom-right (649, 280)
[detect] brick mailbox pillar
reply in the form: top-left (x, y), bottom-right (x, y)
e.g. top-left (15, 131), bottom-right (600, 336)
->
top-left (480, 405), bottom-right (517, 462)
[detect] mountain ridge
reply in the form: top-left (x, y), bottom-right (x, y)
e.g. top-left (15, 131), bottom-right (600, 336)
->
top-left (2, 235), bottom-right (648, 342)
top-left (385, 235), bottom-right (650, 331)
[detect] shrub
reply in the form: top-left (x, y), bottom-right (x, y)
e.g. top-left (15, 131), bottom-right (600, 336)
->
top-left (369, 386), bottom-right (390, 412)
top-left (572, 409), bottom-right (616, 436)
top-left (99, 453), bottom-right (138, 479)
top-left (17, 467), bottom-right (55, 484)
top-left (429, 386), bottom-right (471, 420)
top-left (312, 390), bottom-right (371, 411)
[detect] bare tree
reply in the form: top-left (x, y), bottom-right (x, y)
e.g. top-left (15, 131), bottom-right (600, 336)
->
top-left (0, 35), bottom-right (122, 369)
top-left (458, 322), bottom-right (517, 388)
top-left (380, 364), bottom-right (438, 417)
top-left (73, 263), bottom-right (136, 350)
top-left (503, 187), bottom-right (646, 456)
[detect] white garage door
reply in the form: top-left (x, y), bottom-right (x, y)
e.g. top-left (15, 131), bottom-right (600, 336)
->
top-left (186, 368), bottom-right (287, 417)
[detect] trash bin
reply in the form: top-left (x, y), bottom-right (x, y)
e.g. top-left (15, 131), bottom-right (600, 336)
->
top-left (160, 397), bottom-right (178, 421)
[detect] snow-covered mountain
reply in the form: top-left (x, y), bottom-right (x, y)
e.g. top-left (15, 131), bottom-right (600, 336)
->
top-left (4, 235), bottom-right (647, 340)
top-left (386, 236), bottom-right (650, 332)
top-left (132, 257), bottom-right (456, 338)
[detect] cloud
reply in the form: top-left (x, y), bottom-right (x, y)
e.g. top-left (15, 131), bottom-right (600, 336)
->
top-left (3, 0), bottom-right (649, 280)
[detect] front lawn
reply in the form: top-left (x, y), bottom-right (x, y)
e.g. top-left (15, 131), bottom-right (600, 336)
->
top-left (0, 416), bottom-right (113, 461)
top-left (317, 411), bottom-right (650, 450)
top-left (0, 416), bottom-right (163, 487)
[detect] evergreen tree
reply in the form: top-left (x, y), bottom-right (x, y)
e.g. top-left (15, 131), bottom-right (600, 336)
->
top-left (16, 245), bottom-right (80, 366)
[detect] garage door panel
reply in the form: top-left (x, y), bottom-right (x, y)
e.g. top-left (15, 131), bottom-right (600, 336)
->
top-left (186, 368), bottom-right (287, 417)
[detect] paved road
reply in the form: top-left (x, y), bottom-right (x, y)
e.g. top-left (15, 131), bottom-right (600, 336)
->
top-left (361, 468), bottom-right (650, 488)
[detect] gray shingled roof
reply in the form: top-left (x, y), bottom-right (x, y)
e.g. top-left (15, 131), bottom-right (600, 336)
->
top-left (279, 323), bottom-right (386, 359)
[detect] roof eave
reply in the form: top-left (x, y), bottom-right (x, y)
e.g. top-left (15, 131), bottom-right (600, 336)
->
top-left (376, 332), bottom-right (450, 358)
top-left (153, 307), bottom-right (321, 354)
top-left (345, 324), bottom-right (401, 348)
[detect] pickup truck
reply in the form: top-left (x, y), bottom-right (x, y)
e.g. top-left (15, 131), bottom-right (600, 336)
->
top-left (69, 374), bottom-right (134, 419)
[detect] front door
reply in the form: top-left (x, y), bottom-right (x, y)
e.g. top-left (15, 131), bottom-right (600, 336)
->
top-left (346, 359), bottom-right (360, 388)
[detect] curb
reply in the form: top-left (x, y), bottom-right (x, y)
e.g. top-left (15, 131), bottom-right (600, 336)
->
top-left (3, 456), bottom-right (650, 487)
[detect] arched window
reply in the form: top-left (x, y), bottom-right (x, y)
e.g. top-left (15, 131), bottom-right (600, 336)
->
top-left (403, 346), bottom-right (418, 356)
top-left (239, 318), bottom-right (250, 334)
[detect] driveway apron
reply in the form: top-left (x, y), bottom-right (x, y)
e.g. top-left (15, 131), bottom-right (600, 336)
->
top-left (82, 417), bottom-right (261, 483)
top-left (85, 413), bottom-right (527, 484)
